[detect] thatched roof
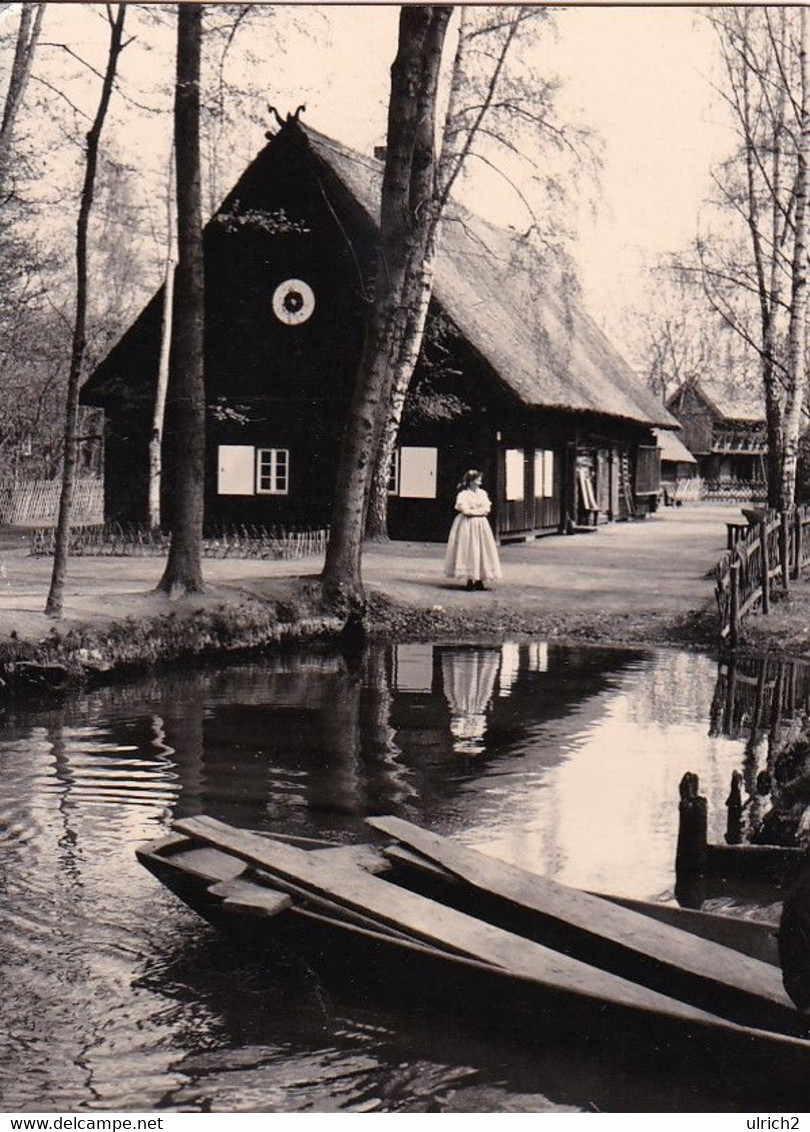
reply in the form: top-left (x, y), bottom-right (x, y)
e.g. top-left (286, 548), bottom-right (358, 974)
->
top-left (303, 125), bottom-right (678, 430)
top-left (654, 428), bottom-right (697, 464)
top-left (668, 379), bottom-right (764, 425)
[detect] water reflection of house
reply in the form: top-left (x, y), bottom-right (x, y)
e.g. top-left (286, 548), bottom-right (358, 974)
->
top-left (78, 646), bottom-right (644, 838)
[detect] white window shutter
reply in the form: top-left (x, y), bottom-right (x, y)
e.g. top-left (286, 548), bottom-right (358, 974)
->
top-left (505, 449), bottom-right (524, 501)
top-left (543, 449), bottom-right (554, 498)
top-left (533, 450), bottom-right (545, 498)
top-left (399, 447), bottom-right (437, 498)
top-left (218, 445), bottom-right (255, 495)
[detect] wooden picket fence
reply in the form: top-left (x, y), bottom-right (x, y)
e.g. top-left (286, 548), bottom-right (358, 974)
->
top-left (30, 522), bottom-right (329, 561)
top-left (715, 505), bottom-right (810, 647)
top-left (666, 477), bottom-right (768, 505)
top-left (702, 479), bottom-right (768, 505)
top-left (0, 477), bottom-right (103, 526)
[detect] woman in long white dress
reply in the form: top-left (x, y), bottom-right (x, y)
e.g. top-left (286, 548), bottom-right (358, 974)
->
top-left (444, 470), bottom-right (502, 590)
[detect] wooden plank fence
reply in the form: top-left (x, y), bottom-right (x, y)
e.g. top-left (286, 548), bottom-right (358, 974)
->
top-left (0, 477), bottom-right (103, 526)
top-left (715, 505), bottom-right (810, 647)
top-left (29, 522), bottom-right (329, 562)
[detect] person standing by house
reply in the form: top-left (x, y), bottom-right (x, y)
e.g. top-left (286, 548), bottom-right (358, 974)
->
top-left (444, 470), bottom-right (502, 590)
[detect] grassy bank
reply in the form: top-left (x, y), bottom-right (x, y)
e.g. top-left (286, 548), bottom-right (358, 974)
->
top-left (0, 505), bottom-right (794, 698)
top-left (0, 579), bottom-right (343, 695)
top-left (0, 576), bottom-right (726, 700)
top-left (365, 592), bottom-right (720, 650)
top-left (730, 576), bottom-right (810, 659)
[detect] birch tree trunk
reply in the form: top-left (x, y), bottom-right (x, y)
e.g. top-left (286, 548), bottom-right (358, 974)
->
top-left (0, 2), bottom-right (45, 198)
top-left (45, 4), bottom-right (126, 618)
top-left (365, 7), bottom-right (522, 540)
top-left (781, 5), bottom-right (810, 510)
top-left (157, 2), bottom-right (206, 596)
top-left (764, 9), bottom-right (788, 511)
top-left (698, 9), bottom-right (797, 511)
top-left (321, 6), bottom-right (452, 607)
top-left (149, 156), bottom-right (176, 531)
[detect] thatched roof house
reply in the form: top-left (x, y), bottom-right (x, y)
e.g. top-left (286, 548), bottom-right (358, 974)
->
top-left (84, 120), bottom-right (678, 541)
top-left (666, 379), bottom-right (765, 488)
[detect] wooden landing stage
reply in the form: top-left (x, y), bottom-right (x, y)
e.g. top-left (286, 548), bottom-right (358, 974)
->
top-left (138, 814), bottom-right (810, 1108)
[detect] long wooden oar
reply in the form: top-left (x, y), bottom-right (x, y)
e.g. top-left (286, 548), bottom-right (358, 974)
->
top-left (368, 814), bottom-right (798, 1034)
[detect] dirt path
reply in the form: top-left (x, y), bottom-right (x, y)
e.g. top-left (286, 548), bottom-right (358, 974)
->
top-left (360, 504), bottom-right (736, 614)
top-left (0, 505), bottom-right (737, 646)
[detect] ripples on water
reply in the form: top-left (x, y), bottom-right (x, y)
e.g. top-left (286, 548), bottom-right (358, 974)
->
top-left (0, 644), bottom-right (792, 1112)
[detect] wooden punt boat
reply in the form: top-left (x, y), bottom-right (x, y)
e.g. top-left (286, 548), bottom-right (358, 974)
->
top-left (137, 814), bottom-right (810, 1105)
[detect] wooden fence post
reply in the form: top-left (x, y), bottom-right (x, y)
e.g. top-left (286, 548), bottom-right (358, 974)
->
top-left (781, 511), bottom-right (791, 593)
top-left (759, 518), bottom-right (771, 614)
top-left (676, 772), bottom-right (707, 880)
top-left (729, 559), bottom-right (740, 649)
top-left (794, 508), bottom-right (803, 579)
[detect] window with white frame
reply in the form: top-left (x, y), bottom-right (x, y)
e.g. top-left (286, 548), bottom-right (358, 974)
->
top-left (387, 449), bottom-right (399, 495)
top-left (256, 447), bottom-right (289, 494)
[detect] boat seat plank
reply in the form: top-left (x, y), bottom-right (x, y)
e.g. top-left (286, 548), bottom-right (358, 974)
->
top-left (172, 814), bottom-right (743, 1030)
top-left (158, 846), bottom-right (247, 883)
top-left (207, 878), bottom-right (293, 917)
top-left (251, 868), bottom-right (440, 947)
top-left (367, 815), bottom-right (794, 1017)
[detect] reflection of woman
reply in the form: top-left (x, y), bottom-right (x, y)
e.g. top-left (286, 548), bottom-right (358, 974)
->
top-left (444, 470), bottom-right (502, 590)
top-left (442, 648), bottom-right (500, 755)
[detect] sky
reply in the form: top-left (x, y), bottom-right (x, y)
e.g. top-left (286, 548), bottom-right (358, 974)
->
top-left (552, 7), bottom-right (726, 334)
top-left (1, 3), bottom-right (732, 355)
top-left (256, 5), bottom-right (729, 345)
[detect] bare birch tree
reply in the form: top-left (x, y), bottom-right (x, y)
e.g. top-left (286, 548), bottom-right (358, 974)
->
top-left (365, 5), bottom-right (591, 540)
top-left (321, 5), bottom-right (453, 608)
top-left (782, 6), bottom-right (810, 508)
top-left (680, 8), bottom-right (801, 508)
top-left (149, 152), bottom-right (175, 531)
top-left (0, 2), bottom-right (46, 198)
top-left (45, 3), bottom-right (127, 618)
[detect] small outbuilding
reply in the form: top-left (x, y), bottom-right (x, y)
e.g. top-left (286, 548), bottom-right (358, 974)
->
top-left (666, 380), bottom-right (766, 491)
top-left (82, 120), bottom-right (680, 542)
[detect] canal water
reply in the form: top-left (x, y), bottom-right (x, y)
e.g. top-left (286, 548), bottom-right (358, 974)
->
top-left (0, 642), bottom-right (795, 1113)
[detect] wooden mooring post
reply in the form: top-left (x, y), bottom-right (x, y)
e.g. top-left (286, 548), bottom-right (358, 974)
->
top-left (759, 518), bottom-right (771, 614)
top-left (676, 772), bottom-right (707, 880)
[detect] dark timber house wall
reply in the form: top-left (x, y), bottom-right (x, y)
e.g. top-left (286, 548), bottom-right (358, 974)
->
top-left (82, 121), bottom-right (679, 543)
